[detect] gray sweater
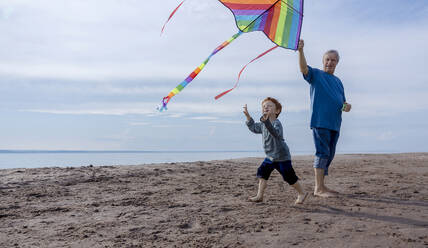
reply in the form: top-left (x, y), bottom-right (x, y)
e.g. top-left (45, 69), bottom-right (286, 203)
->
top-left (246, 117), bottom-right (291, 162)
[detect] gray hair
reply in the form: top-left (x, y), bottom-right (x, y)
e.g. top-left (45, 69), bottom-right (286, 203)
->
top-left (324, 50), bottom-right (340, 62)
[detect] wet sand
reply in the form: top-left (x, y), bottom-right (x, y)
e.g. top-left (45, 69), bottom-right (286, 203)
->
top-left (1, 153), bottom-right (427, 247)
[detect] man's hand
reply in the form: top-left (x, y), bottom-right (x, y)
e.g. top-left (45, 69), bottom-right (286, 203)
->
top-left (298, 39), bottom-right (308, 75)
top-left (243, 104), bottom-right (251, 120)
top-left (343, 102), bottom-right (352, 112)
top-left (298, 39), bottom-right (304, 53)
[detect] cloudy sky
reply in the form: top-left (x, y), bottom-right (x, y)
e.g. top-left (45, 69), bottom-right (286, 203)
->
top-left (0, 0), bottom-right (427, 153)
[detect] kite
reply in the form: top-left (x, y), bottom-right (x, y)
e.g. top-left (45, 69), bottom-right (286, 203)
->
top-left (159, 0), bottom-right (304, 111)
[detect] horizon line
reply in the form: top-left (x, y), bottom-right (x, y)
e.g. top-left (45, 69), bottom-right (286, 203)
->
top-left (0, 150), bottom-right (423, 154)
top-left (0, 150), bottom-right (264, 154)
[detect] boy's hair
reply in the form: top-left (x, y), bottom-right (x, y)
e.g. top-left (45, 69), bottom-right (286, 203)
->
top-left (262, 97), bottom-right (282, 117)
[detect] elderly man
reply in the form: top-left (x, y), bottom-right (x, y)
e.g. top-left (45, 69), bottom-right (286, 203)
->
top-left (298, 39), bottom-right (351, 197)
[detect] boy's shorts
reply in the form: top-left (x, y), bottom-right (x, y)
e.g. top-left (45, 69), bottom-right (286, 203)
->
top-left (257, 158), bottom-right (298, 185)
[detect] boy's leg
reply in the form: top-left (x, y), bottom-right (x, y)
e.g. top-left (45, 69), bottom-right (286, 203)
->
top-left (277, 161), bottom-right (308, 204)
top-left (291, 181), bottom-right (308, 204)
top-left (249, 178), bottom-right (267, 202)
top-left (249, 158), bottom-right (273, 202)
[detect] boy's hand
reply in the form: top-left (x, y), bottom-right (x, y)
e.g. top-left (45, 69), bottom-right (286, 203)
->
top-left (343, 102), bottom-right (352, 112)
top-left (243, 104), bottom-right (251, 120)
top-left (298, 39), bottom-right (304, 53)
top-left (260, 113), bottom-right (269, 122)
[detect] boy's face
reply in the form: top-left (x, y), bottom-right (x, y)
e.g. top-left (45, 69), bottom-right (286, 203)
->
top-left (262, 100), bottom-right (279, 117)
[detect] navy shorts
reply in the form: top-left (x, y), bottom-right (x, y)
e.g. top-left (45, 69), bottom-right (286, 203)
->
top-left (257, 158), bottom-right (299, 185)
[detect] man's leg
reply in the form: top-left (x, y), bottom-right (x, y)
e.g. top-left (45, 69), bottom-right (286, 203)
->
top-left (312, 128), bottom-right (335, 197)
top-left (314, 167), bottom-right (335, 197)
top-left (324, 130), bottom-right (340, 193)
top-left (325, 130), bottom-right (340, 175)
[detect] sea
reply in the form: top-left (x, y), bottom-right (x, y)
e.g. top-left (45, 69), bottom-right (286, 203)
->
top-left (0, 150), bottom-right (403, 169)
top-left (0, 150), bottom-right (271, 169)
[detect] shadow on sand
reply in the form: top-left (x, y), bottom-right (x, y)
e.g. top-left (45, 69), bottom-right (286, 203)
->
top-left (344, 193), bottom-right (428, 208)
top-left (316, 205), bottom-right (428, 227)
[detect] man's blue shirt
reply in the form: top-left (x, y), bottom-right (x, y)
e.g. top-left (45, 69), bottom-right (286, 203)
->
top-left (303, 66), bottom-right (346, 131)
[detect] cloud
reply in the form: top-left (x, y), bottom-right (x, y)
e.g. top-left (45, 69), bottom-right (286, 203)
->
top-left (190, 116), bottom-right (219, 120)
top-left (209, 120), bottom-right (242, 124)
top-left (0, 6), bottom-right (13, 19)
top-left (377, 131), bottom-right (396, 141)
top-left (21, 103), bottom-right (158, 116)
top-left (129, 122), bottom-right (149, 126)
top-left (1, 0), bottom-right (428, 152)
top-left (209, 126), bottom-right (216, 137)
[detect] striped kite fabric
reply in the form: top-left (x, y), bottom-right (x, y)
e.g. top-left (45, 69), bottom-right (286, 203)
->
top-left (159, 0), bottom-right (304, 111)
top-left (220, 0), bottom-right (303, 50)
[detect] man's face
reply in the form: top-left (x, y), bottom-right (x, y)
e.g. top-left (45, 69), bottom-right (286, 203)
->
top-left (323, 53), bottom-right (339, 74)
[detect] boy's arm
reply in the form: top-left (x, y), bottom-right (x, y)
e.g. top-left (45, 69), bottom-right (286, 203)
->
top-left (298, 40), bottom-right (309, 76)
top-left (244, 104), bottom-right (262, 133)
top-left (260, 118), bottom-right (280, 138)
top-left (243, 104), bottom-right (251, 121)
top-left (246, 118), bottom-right (262, 134)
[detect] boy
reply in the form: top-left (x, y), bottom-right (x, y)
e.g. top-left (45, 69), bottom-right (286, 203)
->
top-left (243, 97), bottom-right (307, 204)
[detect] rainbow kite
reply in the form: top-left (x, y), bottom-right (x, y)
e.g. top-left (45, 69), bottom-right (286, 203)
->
top-left (159, 0), bottom-right (304, 111)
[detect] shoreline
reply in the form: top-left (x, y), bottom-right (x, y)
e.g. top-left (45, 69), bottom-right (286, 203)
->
top-left (1, 153), bottom-right (427, 247)
top-left (1, 151), bottom-right (425, 170)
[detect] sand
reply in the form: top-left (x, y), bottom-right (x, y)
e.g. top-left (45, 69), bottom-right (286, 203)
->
top-left (0, 153), bottom-right (427, 248)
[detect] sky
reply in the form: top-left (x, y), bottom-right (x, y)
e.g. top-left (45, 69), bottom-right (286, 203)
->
top-left (0, 0), bottom-right (427, 153)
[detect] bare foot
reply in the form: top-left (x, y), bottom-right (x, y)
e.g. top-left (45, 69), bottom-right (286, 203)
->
top-left (294, 192), bottom-right (308, 204)
top-left (313, 191), bottom-right (336, 197)
top-left (249, 196), bottom-right (263, 202)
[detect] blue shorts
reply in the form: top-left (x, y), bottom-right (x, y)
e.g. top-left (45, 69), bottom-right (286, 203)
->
top-left (312, 127), bottom-right (340, 175)
top-left (257, 158), bottom-right (298, 185)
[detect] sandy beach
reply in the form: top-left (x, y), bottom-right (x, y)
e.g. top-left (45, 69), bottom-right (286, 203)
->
top-left (0, 153), bottom-right (427, 247)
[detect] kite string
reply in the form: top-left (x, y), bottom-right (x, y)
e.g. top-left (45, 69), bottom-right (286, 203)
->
top-left (214, 45), bottom-right (279, 100)
top-left (158, 31), bottom-right (243, 111)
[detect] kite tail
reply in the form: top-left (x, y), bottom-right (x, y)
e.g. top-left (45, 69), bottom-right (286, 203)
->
top-left (215, 45), bottom-right (279, 100)
top-left (159, 31), bottom-right (242, 111)
top-left (160, 0), bottom-right (186, 35)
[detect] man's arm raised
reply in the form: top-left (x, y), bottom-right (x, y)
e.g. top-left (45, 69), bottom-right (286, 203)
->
top-left (298, 40), bottom-right (309, 76)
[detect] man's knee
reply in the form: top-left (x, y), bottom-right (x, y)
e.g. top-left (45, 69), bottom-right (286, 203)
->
top-left (313, 156), bottom-right (329, 170)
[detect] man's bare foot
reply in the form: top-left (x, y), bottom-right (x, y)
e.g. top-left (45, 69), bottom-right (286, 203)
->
top-left (295, 192), bottom-right (308, 204)
top-left (249, 196), bottom-right (263, 202)
top-left (313, 191), bottom-right (336, 197)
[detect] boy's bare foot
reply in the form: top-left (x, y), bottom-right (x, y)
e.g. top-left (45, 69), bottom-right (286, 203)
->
top-left (249, 196), bottom-right (263, 202)
top-left (294, 192), bottom-right (308, 204)
top-left (313, 191), bottom-right (336, 197)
